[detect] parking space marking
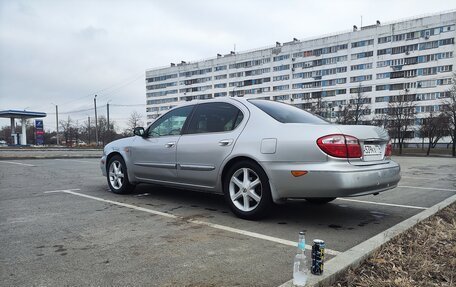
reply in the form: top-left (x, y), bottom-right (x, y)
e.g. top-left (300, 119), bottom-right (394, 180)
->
top-left (0, 161), bottom-right (35, 167)
top-left (337, 198), bottom-right (427, 210)
top-left (44, 189), bottom-right (341, 256)
top-left (54, 159), bottom-right (97, 164)
top-left (401, 175), bottom-right (440, 180)
top-left (43, 188), bottom-right (81, 194)
top-left (399, 185), bottom-right (456, 192)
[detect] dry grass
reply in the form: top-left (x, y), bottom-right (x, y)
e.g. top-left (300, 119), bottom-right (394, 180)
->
top-left (332, 203), bottom-right (456, 287)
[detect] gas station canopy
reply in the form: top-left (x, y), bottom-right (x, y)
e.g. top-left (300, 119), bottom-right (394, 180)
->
top-left (0, 110), bottom-right (47, 119)
top-left (0, 110), bottom-right (47, 145)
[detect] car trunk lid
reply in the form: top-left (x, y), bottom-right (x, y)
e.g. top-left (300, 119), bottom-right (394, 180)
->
top-left (335, 125), bottom-right (390, 165)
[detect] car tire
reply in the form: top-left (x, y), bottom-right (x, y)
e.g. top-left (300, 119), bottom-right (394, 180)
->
top-left (305, 197), bottom-right (336, 204)
top-left (223, 160), bottom-right (273, 220)
top-left (107, 155), bottom-right (135, 194)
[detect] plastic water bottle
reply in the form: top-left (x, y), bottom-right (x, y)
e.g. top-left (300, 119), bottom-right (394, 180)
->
top-left (293, 231), bottom-right (308, 286)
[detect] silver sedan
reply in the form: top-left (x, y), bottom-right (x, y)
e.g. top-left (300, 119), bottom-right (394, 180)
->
top-left (101, 98), bottom-right (400, 219)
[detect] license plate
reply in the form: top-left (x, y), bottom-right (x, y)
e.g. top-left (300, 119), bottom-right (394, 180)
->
top-left (363, 144), bottom-right (382, 156)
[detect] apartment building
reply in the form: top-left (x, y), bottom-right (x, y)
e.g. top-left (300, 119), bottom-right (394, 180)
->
top-left (145, 11), bottom-right (455, 140)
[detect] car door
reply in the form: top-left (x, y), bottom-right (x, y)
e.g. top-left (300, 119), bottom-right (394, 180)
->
top-left (176, 102), bottom-right (246, 188)
top-left (130, 105), bottom-right (194, 183)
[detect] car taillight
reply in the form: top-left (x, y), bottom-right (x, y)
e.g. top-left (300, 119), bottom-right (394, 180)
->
top-left (385, 142), bottom-right (392, 157)
top-left (317, 134), bottom-right (362, 158)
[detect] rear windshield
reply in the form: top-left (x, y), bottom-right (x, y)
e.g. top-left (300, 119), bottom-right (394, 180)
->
top-left (249, 100), bottom-right (329, 124)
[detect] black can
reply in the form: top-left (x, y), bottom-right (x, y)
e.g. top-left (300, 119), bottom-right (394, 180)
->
top-left (311, 239), bottom-right (325, 275)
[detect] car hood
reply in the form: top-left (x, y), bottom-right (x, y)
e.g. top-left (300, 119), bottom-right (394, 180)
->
top-left (104, 136), bottom-right (136, 154)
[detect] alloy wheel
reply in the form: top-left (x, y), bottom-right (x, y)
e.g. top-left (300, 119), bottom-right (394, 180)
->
top-left (229, 167), bottom-right (262, 212)
top-left (109, 160), bottom-right (124, 190)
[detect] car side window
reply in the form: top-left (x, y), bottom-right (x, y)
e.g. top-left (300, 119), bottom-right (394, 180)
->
top-left (148, 105), bottom-right (194, 137)
top-left (185, 102), bottom-right (243, 134)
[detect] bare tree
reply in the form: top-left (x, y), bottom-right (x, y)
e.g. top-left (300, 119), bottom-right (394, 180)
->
top-left (59, 116), bottom-right (72, 146)
top-left (371, 113), bottom-right (389, 129)
top-left (350, 84), bottom-right (370, 125)
top-left (95, 116), bottom-right (116, 146)
top-left (419, 112), bottom-right (450, 156)
top-left (335, 104), bottom-right (352, 125)
top-left (335, 85), bottom-right (371, 125)
top-left (59, 116), bottom-right (79, 146)
top-left (0, 125), bottom-right (12, 144)
top-left (443, 72), bottom-right (456, 157)
top-left (387, 90), bottom-right (416, 155)
top-left (78, 119), bottom-right (93, 145)
top-left (124, 111), bottom-right (144, 136)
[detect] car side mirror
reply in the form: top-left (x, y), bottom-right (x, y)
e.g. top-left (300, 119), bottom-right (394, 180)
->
top-left (133, 127), bottom-right (145, 137)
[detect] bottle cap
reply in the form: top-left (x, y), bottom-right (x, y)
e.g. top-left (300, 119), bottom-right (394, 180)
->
top-left (299, 231), bottom-right (305, 235)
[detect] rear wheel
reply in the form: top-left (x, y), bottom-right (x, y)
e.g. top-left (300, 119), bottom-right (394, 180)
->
top-left (223, 160), bottom-right (272, 220)
top-left (305, 197), bottom-right (336, 204)
top-left (107, 155), bottom-right (135, 194)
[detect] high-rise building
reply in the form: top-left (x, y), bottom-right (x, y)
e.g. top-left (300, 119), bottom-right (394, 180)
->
top-left (145, 11), bottom-right (455, 141)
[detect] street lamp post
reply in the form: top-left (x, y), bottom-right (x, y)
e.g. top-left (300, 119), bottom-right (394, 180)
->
top-left (87, 115), bottom-right (91, 145)
top-left (94, 95), bottom-right (98, 146)
top-left (107, 100), bottom-right (111, 132)
top-left (51, 103), bottom-right (59, 145)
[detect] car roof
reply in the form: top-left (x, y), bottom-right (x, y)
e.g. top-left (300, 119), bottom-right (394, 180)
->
top-left (171, 96), bottom-right (250, 108)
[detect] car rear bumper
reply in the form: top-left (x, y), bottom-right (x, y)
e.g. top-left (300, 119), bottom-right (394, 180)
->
top-left (262, 160), bottom-right (401, 200)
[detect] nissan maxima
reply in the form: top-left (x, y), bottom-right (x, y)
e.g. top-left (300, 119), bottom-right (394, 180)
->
top-left (100, 98), bottom-right (400, 219)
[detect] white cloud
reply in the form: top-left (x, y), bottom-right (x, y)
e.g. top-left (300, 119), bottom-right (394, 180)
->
top-left (0, 0), bottom-right (455, 131)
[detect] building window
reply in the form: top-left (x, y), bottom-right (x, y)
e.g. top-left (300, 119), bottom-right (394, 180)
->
top-left (351, 63), bottom-right (373, 70)
top-left (214, 74), bottom-right (227, 80)
top-left (273, 75), bottom-right (290, 81)
top-left (273, 95), bottom-right (290, 101)
top-left (245, 68), bottom-right (270, 76)
top-left (350, 75), bottom-right (372, 82)
top-left (273, 65), bottom-right (290, 72)
top-left (273, 85), bottom-right (289, 91)
top-left (273, 54), bottom-right (290, 61)
top-left (215, 65), bottom-right (227, 71)
top-left (350, 86), bottom-right (372, 93)
top-left (229, 72), bottom-right (244, 78)
top-left (146, 89), bottom-right (178, 98)
top-left (146, 73), bottom-right (178, 83)
top-left (376, 85), bottom-right (389, 91)
top-left (179, 68), bottom-right (212, 77)
top-left (351, 51), bottom-right (373, 60)
top-left (180, 77), bottom-right (211, 86)
top-left (214, 83), bottom-right (227, 89)
top-left (378, 36), bottom-right (391, 44)
top-left (351, 39), bottom-right (374, 48)
top-left (146, 81), bottom-right (177, 90)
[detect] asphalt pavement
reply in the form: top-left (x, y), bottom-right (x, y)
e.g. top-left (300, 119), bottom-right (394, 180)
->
top-left (0, 156), bottom-right (455, 286)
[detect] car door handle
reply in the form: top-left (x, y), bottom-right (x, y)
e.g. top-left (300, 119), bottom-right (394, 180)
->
top-left (165, 142), bottom-right (176, 148)
top-left (219, 139), bottom-right (233, 146)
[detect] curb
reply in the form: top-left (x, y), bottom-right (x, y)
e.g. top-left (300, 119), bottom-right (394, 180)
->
top-left (0, 156), bottom-right (101, 160)
top-left (278, 193), bottom-right (456, 287)
top-left (393, 153), bottom-right (455, 158)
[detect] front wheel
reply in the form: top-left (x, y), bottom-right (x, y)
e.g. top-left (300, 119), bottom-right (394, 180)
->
top-left (107, 155), bottom-right (135, 194)
top-left (223, 160), bottom-right (272, 220)
top-left (305, 197), bottom-right (336, 204)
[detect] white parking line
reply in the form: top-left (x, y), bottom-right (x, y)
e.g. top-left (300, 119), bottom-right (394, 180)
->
top-left (399, 185), bottom-right (456, 192)
top-left (54, 159), bottom-right (96, 164)
top-left (0, 161), bottom-right (35, 167)
top-left (43, 188), bottom-right (81, 194)
top-left (400, 176), bottom-right (438, 180)
top-left (44, 189), bottom-right (341, 256)
top-left (337, 198), bottom-right (427, 210)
